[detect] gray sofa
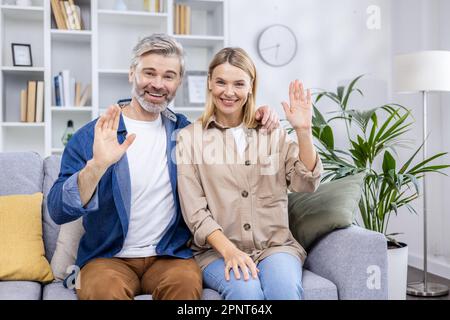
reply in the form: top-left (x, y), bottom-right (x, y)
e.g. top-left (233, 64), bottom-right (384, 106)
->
top-left (0, 151), bottom-right (388, 300)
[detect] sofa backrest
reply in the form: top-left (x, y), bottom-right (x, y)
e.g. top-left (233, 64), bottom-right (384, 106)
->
top-left (0, 152), bottom-right (63, 263)
top-left (0, 152), bottom-right (44, 195)
top-left (43, 155), bottom-right (62, 262)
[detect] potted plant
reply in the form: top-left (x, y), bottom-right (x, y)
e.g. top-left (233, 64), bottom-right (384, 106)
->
top-left (286, 75), bottom-right (450, 299)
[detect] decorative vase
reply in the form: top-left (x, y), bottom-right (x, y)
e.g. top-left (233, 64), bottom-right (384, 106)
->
top-left (61, 120), bottom-right (75, 146)
top-left (16, 0), bottom-right (32, 6)
top-left (114, 0), bottom-right (127, 11)
top-left (387, 242), bottom-right (408, 300)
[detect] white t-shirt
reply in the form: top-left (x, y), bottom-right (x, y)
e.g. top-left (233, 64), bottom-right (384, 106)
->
top-left (115, 114), bottom-right (175, 258)
top-left (229, 123), bottom-right (247, 157)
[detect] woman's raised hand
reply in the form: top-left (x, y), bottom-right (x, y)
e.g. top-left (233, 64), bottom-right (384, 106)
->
top-left (282, 80), bottom-right (313, 131)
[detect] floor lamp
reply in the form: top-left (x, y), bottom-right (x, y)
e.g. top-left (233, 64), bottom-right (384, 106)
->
top-left (394, 51), bottom-right (450, 297)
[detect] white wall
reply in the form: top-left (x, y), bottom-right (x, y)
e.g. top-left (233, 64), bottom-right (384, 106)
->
top-left (228, 0), bottom-right (391, 111)
top-left (227, 0), bottom-right (450, 279)
top-left (388, 0), bottom-right (450, 279)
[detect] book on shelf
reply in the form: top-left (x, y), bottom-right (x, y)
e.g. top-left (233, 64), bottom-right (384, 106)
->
top-left (63, 1), bottom-right (76, 30)
top-left (19, 81), bottom-right (44, 123)
top-left (79, 84), bottom-right (91, 107)
top-left (51, 0), bottom-right (67, 30)
top-left (185, 5), bottom-right (191, 35)
top-left (51, 0), bottom-right (82, 30)
top-left (53, 73), bottom-right (90, 107)
top-left (174, 4), bottom-right (180, 34)
top-left (75, 82), bottom-right (81, 106)
top-left (20, 89), bottom-right (27, 122)
top-left (60, 70), bottom-right (71, 107)
top-left (26, 81), bottom-right (37, 123)
top-left (68, 0), bottom-right (82, 30)
top-left (59, 1), bottom-right (70, 29)
top-left (144, 0), bottom-right (165, 13)
top-left (35, 81), bottom-right (45, 123)
top-left (54, 74), bottom-right (63, 107)
top-left (174, 4), bottom-right (191, 35)
top-left (180, 5), bottom-right (185, 35)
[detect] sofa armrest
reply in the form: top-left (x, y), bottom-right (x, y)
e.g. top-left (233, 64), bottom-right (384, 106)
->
top-left (304, 225), bottom-right (388, 300)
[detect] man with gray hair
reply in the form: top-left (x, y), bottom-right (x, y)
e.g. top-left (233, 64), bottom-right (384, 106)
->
top-left (47, 33), bottom-right (279, 300)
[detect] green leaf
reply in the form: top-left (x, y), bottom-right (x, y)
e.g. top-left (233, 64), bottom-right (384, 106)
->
top-left (382, 151), bottom-right (396, 175)
top-left (407, 152), bottom-right (449, 174)
top-left (337, 86), bottom-right (345, 102)
top-left (342, 74), bottom-right (364, 110)
top-left (320, 125), bottom-right (334, 150)
top-left (312, 105), bottom-right (327, 125)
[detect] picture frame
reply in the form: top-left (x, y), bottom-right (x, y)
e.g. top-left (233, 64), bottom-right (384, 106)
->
top-left (11, 43), bottom-right (33, 67)
top-left (183, 71), bottom-right (208, 107)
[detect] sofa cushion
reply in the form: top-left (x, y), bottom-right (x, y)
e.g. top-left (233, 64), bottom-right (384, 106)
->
top-left (42, 282), bottom-right (222, 300)
top-left (42, 281), bottom-right (77, 300)
top-left (0, 152), bottom-right (43, 196)
top-left (0, 193), bottom-right (54, 283)
top-left (51, 218), bottom-right (84, 281)
top-left (288, 173), bottom-right (364, 250)
top-left (42, 272), bottom-right (335, 300)
top-left (0, 281), bottom-right (42, 300)
top-left (302, 269), bottom-right (338, 300)
top-left (43, 155), bottom-right (62, 262)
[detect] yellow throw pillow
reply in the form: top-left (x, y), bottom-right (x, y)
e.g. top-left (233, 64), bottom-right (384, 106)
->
top-left (0, 193), bottom-right (54, 283)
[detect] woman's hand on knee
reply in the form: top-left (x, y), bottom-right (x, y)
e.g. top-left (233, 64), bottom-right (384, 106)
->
top-left (223, 248), bottom-right (259, 281)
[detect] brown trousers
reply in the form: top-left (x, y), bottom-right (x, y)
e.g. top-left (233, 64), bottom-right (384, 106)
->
top-left (76, 256), bottom-right (202, 300)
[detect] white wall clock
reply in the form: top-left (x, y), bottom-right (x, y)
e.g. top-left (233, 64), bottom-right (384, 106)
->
top-left (257, 24), bottom-right (298, 67)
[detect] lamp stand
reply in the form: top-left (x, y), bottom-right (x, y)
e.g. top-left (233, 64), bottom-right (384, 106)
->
top-left (406, 91), bottom-right (449, 297)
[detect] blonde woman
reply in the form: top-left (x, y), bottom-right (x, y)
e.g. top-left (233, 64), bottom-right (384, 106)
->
top-left (176, 47), bottom-right (323, 300)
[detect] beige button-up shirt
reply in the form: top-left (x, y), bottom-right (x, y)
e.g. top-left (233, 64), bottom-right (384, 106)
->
top-left (176, 116), bottom-right (323, 270)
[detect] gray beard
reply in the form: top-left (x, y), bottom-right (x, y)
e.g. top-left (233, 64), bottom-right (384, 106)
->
top-left (131, 85), bottom-right (171, 114)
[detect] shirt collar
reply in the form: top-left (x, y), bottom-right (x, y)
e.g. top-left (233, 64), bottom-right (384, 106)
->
top-left (205, 114), bottom-right (259, 131)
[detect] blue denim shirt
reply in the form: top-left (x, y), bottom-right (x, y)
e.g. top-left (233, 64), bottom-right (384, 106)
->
top-left (47, 106), bottom-right (193, 274)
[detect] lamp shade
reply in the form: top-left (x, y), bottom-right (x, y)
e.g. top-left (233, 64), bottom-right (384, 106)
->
top-left (393, 51), bottom-right (450, 93)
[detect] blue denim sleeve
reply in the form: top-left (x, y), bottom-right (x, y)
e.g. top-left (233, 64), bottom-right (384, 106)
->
top-left (62, 172), bottom-right (99, 212)
top-left (47, 122), bottom-right (100, 225)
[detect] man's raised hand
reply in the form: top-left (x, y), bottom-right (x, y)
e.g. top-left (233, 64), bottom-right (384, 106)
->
top-left (91, 105), bottom-right (136, 171)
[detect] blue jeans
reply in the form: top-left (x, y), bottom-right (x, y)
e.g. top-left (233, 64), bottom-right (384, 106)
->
top-left (203, 252), bottom-right (304, 300)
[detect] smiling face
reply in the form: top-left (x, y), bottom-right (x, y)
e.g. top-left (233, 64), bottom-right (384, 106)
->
top-left (129, 53), bottom-right (182, 113)
top-left (208, 62), bottom-right (252, 126)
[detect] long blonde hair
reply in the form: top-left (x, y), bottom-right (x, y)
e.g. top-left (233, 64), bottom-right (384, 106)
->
top-left (201, 47), bottom-right (258, 128)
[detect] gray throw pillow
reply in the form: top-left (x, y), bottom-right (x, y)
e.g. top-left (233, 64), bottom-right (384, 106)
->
top-left (288, 173), bottom-right (364, 250)
top-left (50, 218), bottom-right (84, 281)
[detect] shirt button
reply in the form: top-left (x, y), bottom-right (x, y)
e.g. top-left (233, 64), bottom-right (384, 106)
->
top-left (241, 191), bottom-right (249, 198)
top-left (245, 160), bottom-right (251, 166)
top-left (243, 223), bottom-right (251, 231)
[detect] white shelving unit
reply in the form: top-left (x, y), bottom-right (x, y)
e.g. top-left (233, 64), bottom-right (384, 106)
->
top-left (0, 0), bottom-right (227, 157)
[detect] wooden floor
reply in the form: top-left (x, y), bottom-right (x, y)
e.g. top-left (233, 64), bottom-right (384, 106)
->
top-left (406, 266), bottom-right (450, 300)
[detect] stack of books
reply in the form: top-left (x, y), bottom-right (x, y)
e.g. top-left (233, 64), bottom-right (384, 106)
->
top-left (144, 0), bottom-right (166, 13)
top-left (20, 81), bottom-right (44, 123)
top-left (51, 0), bottom-right (83, 30)
top-left (54, 70), bottom-right (91, 107)
top-left (174, 3), bottom-right (191, 35)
